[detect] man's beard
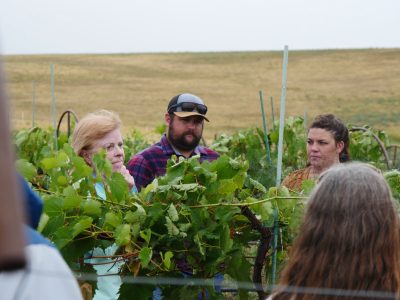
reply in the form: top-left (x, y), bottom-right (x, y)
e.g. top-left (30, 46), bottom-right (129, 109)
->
top-left (168, 126), bottom-right (202, 151)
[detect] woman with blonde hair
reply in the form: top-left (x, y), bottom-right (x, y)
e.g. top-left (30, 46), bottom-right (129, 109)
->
top-left (72, 109), bottom-right (135, 193)
top-left (271, 162), bottom-right (400, 300)
top-left (72, 109), bottom-right (136, 300)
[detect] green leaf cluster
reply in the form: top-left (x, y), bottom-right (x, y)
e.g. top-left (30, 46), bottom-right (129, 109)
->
top-left (14, 116), bottom-right (400, 299)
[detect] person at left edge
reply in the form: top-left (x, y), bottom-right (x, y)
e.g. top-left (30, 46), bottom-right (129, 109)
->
top-left (127, 93), bottom-right (219, 191)
top-left (0, 176), bottom-right (83, 300)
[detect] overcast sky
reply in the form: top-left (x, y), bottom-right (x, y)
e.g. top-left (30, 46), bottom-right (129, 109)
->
top-left (1, 0), bottom-right (399, 55)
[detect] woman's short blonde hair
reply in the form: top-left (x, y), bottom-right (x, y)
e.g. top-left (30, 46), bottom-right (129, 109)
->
top-left (72, 109), bottom-right (121, 157)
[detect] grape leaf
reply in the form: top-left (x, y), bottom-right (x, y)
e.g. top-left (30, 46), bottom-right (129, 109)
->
top-left (82, 199), bottom-right (102, 217)
top-left (63, 186), bottom-right (82, 209)
top-left (165, 217), bottom-right (179, 236)
top-left (105, 212), bottom-right (122, 228)
top-left (167, 204), bottom-right (179, 222)
top-left (108, 172), bottom-right (129, 202)
top-left (125, 203), bottom-right (147, 224)
top-left (15, 159), bottom-right (37, 181)
top-left (72, 216), bottom-right (93, 237)
top-left (220, 224), bottom-right (233, 253)
top-left (139, 247), bottom-right (152, 268)
top-left (162, 251), bottom-right (174, 270)
top-left (43, 195), bottom-right (64, 216)
top-left (115, 224), bottom-right (131, 246)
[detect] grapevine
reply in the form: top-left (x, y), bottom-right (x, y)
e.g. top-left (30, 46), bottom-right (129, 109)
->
top-left (13, 116), bottom-right (400, 299)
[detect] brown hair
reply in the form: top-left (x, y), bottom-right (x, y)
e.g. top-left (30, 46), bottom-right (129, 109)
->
top-left (72, 109), bottom-right (121, 157)
top-left (274, 162), bottom-right (400, 300)
top-left (309, 114), bottom-right (350, 162)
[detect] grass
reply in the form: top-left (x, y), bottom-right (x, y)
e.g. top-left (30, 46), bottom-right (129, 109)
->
top-left (4, 48), bottom-right (400, 143)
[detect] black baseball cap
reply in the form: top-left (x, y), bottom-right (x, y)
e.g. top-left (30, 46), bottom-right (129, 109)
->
top-left (167, 93), bottom-right (209, 122)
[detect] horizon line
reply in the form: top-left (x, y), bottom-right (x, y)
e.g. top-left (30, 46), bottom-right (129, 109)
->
top-left (2, 46), bottom-right (400, 57)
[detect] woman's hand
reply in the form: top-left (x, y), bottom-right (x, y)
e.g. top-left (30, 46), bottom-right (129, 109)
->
top-left (118, 165), bottom-right (135, 190)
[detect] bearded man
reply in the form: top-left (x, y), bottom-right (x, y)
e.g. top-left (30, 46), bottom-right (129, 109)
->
top-left (127, 93), bottom-right (219, 191)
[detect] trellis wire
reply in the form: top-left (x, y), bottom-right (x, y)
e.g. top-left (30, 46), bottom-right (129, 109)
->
top-left (3, 265), bottom-right (397, 298)
top-left (31, 269), bottom-right (399, 299)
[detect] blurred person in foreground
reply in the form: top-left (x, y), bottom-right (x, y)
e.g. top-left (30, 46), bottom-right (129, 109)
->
top-left (0, 53), bottom-right (82, 298)
top-left (1, 149), bottom-right (81, 299)
top-left (269, 162), bottom-right (400, 300)
top-left (127, 93), bottom-right (219, 191)
top-left (0, 179), bottom-right (83, 300)
top-left (72, 109), bottom-right (137, 300)
top-left (282, 114), bottom-right (350, 192)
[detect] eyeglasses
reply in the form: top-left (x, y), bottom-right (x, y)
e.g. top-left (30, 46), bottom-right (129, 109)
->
top-left (168, 102), bottom-right (208, 115)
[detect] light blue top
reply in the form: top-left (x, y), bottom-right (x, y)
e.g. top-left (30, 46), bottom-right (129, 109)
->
top-left (87, 181), bottom-right (137, 300)
top-left (95, 182), bottom-right (137, 201)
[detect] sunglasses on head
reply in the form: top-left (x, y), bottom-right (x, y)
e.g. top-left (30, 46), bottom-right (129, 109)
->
top-left (168, 102), bottom-right (208, 115)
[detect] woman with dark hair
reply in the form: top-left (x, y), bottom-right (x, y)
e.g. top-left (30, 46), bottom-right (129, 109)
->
top-left (270, 162), bottom-right (400, 300)
top-left (282, 114), bottom-right (350, 191)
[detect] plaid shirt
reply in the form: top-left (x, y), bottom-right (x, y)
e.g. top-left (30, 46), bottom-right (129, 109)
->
top-left (127, 135), bottom-right (219, 191)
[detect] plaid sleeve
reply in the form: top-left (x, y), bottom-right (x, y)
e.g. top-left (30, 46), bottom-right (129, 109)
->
top-left (199, 148), bottom-right (220, 162)
top-left (127, 154), bottom-right (155, 192)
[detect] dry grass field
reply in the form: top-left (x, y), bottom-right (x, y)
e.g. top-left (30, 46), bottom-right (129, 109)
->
top-left (4, 48), bottom-right (400, 143)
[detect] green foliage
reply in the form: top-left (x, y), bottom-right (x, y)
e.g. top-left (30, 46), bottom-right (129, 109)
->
top-left (16, 159), bottom-right (37, 181)
top-left (211, 128), bottom-right (276, 188)
top-left (14, 127), bottom-right (301, 298)
top-left (14, 126), bottom-right (69, 168)
top-left (122, 129), bottom-right (151, 164)
top-left (13, 116), bottom-right (399, 299)
top-left (349, 125), bottom-right (391, 169)
top-left (154, 122), bottom-right (167, 135)
top-left (278, 116), bottom-right (308, 174)
top-left (384, 170), bottom-right (400, 202)
top-left (211, 116), bottom-right (308, 188)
